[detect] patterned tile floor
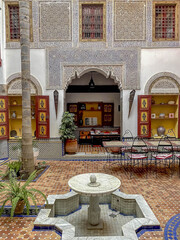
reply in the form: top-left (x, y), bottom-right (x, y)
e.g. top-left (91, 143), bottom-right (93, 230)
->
top-left (77, 144), bottom-right (106, 154)
top-left (0, 158), bottom-right (180, 240)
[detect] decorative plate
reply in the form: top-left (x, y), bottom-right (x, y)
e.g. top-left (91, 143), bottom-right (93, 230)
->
top-left (10, 130), bottom-right (17, 137)
top-left (168, 101), bottom-right (175, 105)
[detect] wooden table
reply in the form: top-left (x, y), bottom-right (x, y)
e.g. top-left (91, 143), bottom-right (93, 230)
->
top-left (103, 140), bottom-right (180, 150)
top-left (90, 133), bottom-right (120, 146)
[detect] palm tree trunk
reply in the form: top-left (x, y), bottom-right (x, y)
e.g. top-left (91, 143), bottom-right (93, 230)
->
top-left (20, 0), bottom-right (35, 175)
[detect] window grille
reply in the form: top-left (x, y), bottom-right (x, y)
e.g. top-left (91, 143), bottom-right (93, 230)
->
top-left (155, 4), bottom-right (176, 39)
top-left (82, 4), bottom-right (103, 40)
top-left (9, 5), bottom-right (20, 40)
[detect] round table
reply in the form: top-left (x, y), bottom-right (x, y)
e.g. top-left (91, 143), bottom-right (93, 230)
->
top-left (68, 173), bottom-right (121, 229)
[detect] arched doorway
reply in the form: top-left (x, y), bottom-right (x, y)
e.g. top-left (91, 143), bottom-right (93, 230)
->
top-left (65, 70), bottom-right (121, 153)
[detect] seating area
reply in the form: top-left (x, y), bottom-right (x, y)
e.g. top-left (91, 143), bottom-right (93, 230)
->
top-left (101, 130), bottom-right (180, 178)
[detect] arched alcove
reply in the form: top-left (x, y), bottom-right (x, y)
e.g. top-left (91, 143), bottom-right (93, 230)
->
top-left (7, 73), bottom-right (42, 95)
top-left (144, 72), bottom-right (180, 95)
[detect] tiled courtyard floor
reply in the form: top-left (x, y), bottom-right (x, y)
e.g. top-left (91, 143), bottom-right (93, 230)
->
top-left (0, 160), bottom-right (180, 239)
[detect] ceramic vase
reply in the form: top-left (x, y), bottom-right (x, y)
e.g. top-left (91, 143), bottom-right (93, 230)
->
top-left (157, 126), bottom-right (165, 136)
top-left (11, 111), bottom-right (16, 119)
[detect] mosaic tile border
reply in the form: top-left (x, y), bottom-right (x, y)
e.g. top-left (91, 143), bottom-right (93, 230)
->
top-left (0, 158), bottom-right (10, 166)
top-left (32, 226), bottom-right (62, 237)
top-left (137, 226), bottom-right (162, 238)
top-left (0, 165), bottom-right (50, 182)
top-left (164, 213), bottom-right (180, 240)
top-left (0, 205), bottom-right (44, 217)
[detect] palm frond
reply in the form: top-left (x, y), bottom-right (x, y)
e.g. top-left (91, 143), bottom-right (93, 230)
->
top-left (0, 197), bottom-right (12, 216)
top-left (29, 188), bottom-right (48, 204)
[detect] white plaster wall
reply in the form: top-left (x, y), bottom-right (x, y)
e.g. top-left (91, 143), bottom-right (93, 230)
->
top-left (4, 49), bottom-right (46, 93)
top-left (66, 93), bottom-right (120, 127)
top-left (122, 90), bottom-right (141, 137)
top-left (45, 89), bottom-right (65, 138)
top-left (4, 49), bottom-right (20, 82)
top-left (141, 48), bottom-right (180, 91)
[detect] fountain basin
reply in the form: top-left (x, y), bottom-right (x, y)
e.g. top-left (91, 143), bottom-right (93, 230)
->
top-left (34, 190), bottom-right (160, 240)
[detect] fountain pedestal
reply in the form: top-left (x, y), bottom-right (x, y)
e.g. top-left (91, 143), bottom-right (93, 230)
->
top-left (68, 173), bottom-right (121, 230)
top-left (88, 196), bottom-right (103, 229)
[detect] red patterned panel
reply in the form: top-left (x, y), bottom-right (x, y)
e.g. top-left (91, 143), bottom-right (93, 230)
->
top-left (0, 96), bottom-right (9, 139)
top-left (36, 96), bottom-right (49, 139)
top-left (138, 95), bottom-right (151, 138)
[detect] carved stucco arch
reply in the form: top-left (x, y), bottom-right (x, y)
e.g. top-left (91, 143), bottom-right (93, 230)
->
top-left (144, 72), bottom-right (180, 95)
top-left (6, 73), bottom-right (42, 95)
top-left (62, 64), bottom-right (123, 91)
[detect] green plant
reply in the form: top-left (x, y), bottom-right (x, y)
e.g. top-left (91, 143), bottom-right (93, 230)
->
top-left (0, 170), bottom-right (48, 217)
top-left (4, 161), bottom-right (22, 177)
top-left (59, 111), bottom-right (77, 141)
top-left (37, 161), bottom-right (46, 170)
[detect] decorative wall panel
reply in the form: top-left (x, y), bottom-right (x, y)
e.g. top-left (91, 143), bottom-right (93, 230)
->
top-left (115, 1), bottom-right (146, 41)
top-left (5, 0), bottom-right (180, 49)
top-left (39, 2), bottom-right (72, 41)
top-left (47, 48), bottom-right (140, 90)
top-left (63, 65), bottom-right (123, 90)
top-left (151, 78), bottom-right (179, 94)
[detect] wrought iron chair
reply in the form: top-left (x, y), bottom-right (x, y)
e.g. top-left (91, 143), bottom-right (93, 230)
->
top-left (127, 136), bottom-right (148, 178)
top-left (103, 146), bottom-right (122, 169)
top-left (122, 129), bottom-right (134, 142)
top-left (152, 136), bottom-right (174, 176)
top-left (174, 152), bottom-right (180, 177)
top-left (121, 129), bottom-right (134, 162)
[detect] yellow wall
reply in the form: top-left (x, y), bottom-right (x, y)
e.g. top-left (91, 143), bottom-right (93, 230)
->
top-left (9, 96), bottom-right (36, 138)
top-left (151, 95), bottom-right (178, 137)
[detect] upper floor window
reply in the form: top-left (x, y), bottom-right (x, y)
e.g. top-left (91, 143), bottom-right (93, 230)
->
top-left (5, 2), bottom-right (33, 42)
top-left (9, 5), bottom-right (20, 40)
top-left (79, 3), bottom-right (105, 41)
top-left (153, 2), bottom-right (179, 41)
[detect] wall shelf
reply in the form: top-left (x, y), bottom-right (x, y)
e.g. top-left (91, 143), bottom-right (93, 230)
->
top-left (152, 104), bottom-right (177, 106)
top-left (67, 102), bottom-right (114, 127)
top-left (151, 95), bottom-right (179, 138)
top-left (152, 117), bottom-right (177, 120)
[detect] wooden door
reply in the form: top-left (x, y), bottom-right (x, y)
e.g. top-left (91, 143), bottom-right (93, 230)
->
top-left (67, 103), bottom-right (78, 126)
top-left (103, 103), bottom-right (114, 126)
top-left (138, 95), bottom-right (151, 138)
top-left (36, 96), bottom-right (50, 139)
top-left (0, 96), bottom-right (9, 139)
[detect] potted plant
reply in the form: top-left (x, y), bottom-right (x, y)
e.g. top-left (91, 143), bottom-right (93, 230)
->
top-left (0, 170), bottom-right (48, 217)
top-left (59, 111), bottom-right (77, 154)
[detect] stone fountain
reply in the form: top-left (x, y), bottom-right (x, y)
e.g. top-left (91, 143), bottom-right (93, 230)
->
top-left (34, 173), bottom-right (160, 240)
